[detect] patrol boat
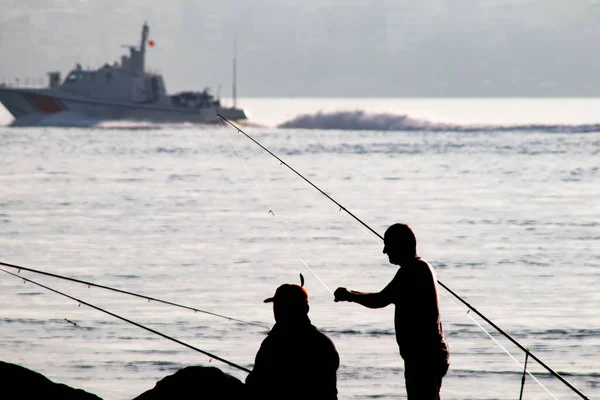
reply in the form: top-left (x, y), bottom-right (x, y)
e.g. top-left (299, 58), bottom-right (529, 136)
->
top-left (0, 23), bottom-right (247, 126)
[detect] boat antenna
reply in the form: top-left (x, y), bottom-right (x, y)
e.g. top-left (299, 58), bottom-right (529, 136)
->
top-left (215, 114), bottom-right (590, 400)
top-left (0, 261), bottom-right (268, 329)
top-left (1, 268), bottom-right (251, 373)
top-left (232, 31), bottom-right (237, 108)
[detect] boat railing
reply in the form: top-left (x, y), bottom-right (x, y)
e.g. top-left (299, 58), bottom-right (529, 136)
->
top-left (0, 77), bottom-right (49, 89)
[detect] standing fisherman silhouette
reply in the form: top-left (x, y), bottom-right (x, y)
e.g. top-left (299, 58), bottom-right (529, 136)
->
top-left (245, 282), bottom-right (340, 400)
top-left (334, 223), bottom-right (450, 399)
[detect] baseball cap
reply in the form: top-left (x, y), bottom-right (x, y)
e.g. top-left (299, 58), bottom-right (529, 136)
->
top-left (263, 284), bottom-right (308, 304)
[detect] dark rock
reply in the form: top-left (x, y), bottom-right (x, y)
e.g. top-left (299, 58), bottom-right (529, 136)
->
top-left (0, 361), bottom-right (102, 400)
top-left (133, 365), bottom-right (246, 400)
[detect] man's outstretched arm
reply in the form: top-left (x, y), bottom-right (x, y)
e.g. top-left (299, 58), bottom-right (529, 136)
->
top-left (334, 287), bottom-right (392, 309)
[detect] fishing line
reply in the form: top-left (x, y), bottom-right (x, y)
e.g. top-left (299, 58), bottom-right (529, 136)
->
top-left (216, 118), bottom-right (333, 295)
top-left (1, 268), bottom-right (251, 373)
top-left (438, 289), bottom-right (558, 399)
top-left (0, 261), bottom-right (268, 329)
top-left (437, 279), bottom-right (588, 398)
top-left (218, 115), bottom-right (382, 240)
top-left (216, 114), bottom-right (590, 400)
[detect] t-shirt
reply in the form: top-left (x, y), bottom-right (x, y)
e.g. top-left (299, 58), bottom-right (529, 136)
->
top-left (380, 258), bottom-right (449, 364)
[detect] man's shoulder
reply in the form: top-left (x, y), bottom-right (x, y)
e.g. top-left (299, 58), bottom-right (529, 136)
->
top-left (309, 324), bottom-right (332, 340)
top-left (413, 256), bottom-right (430, 266)
top-left (309, 325), bottom-right (338, 349)
top-left (412, 257), bottom-right (434, 273)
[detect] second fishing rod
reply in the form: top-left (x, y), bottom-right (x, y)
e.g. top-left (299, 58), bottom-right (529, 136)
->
top-left (216, 114), bottom-right (589, 400)
top-left (1, 268), bottom-right (250, 373)
top-left (0, 261), bottom-right (268, 329)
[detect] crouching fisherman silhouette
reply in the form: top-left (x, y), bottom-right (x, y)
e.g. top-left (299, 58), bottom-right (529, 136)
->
top-left (245, 283), bottom-right (340, 400)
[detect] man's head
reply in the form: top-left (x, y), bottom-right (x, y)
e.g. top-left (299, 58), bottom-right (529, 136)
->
top-left (383, 223), bottom-right (417, 265)
top-left (264, 284), bottom-right (309, 323)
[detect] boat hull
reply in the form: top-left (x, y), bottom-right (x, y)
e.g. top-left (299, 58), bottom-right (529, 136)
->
top-left (0, 87), bottom-right (247, 126)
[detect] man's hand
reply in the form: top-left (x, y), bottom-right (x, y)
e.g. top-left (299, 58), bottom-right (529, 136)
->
top-left (334, 287), bottom-right (351, 302)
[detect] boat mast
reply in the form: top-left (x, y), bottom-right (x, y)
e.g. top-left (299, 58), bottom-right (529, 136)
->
top-left (139, 22), bottom-right (149, 74)
top-left (233, 32), bottom-right (237, 108)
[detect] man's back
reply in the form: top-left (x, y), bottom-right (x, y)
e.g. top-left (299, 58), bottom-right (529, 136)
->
top-left (383, 258), bottom-right (449, 363)
top-left (246, 320), bottom-right (339, 400)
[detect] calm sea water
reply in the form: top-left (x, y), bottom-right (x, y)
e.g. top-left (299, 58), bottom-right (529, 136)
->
top-left (1, 98), bottom-right (599, 400)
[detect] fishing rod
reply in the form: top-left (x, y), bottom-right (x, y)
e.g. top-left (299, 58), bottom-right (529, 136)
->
top-left (0, 261), bottom-right (268, 329)
top-left (1, 268), bottom-right (251, 373)
top-left (216, 114), bottom-right (590, 400)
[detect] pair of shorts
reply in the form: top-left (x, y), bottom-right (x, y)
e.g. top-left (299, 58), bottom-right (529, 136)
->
top-left (404, 361), bottom-right (449, 399)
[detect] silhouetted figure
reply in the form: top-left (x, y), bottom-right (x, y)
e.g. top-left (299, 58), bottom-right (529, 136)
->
top-left (246, 284), bottom-right (340, 400)
top-left (334, 223), bottom-right (449, 400)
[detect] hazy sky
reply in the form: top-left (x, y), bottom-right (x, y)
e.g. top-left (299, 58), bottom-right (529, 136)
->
top-left (1, 0), bottom-right (599, 97)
